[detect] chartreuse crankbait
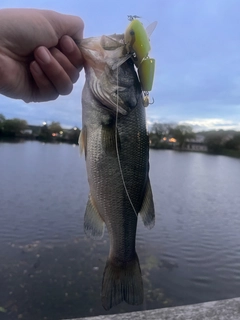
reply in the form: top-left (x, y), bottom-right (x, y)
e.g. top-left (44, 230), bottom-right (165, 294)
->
top-left (124, 16), bottom-right (157, 106)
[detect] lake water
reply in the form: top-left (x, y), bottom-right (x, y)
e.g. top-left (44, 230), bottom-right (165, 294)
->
top-left (0, 141), bottom-right (240, 320)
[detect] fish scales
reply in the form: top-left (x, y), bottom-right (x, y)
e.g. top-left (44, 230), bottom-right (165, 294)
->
top-left (79, 33), bottom-right (155, 310)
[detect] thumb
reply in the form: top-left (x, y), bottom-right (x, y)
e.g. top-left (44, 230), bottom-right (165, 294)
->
top-left (41, 10), bottom-right (84, 43)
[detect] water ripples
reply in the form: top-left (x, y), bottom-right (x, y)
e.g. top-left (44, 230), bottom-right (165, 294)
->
top-left (0, 143), bottom-right (240, 316)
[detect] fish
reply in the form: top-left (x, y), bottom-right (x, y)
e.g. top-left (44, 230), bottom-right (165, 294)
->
top-left (79, 33), bottom-right (155, 310)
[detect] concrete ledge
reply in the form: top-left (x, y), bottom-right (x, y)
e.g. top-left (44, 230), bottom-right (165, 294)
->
top-left (65, 297), bottom-right (240, 320)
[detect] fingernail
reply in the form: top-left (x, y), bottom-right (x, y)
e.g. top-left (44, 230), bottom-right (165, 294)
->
top-left (61, 36), bottom-right (74, 53)
top-left (31, 61), bottom-right (43, 75)
top-left (37, 47), bottom-right (51, 64)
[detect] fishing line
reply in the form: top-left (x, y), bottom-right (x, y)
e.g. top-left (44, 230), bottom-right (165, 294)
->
top-left (115, 64), bottom-right (138, 219)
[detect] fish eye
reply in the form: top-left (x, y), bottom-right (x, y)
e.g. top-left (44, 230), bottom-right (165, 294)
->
top-left (130, 30), bottom-right (134, 36)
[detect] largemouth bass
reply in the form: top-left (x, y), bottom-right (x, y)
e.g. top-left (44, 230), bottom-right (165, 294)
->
top-left (79, 33), bottom-right (155, 310)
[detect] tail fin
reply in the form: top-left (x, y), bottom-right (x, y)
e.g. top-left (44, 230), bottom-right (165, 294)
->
top-left (101, 253), bottom-right (143, 310)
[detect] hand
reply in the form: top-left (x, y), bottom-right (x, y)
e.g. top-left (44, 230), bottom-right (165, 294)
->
top-left (0, 8), bottom-right (84, 102)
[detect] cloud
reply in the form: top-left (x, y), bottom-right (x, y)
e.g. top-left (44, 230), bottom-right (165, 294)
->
top-left (146, 112), bottom-right (240, 132)
top-left (1, 0), bottom-right (240, 131)
top-left (179, 118), bottom-right (240, 131)
top-left (0, 79), bottom-right (84, 128)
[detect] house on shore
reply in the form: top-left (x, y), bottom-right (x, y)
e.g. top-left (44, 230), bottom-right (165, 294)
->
top-left (184, 134), bottom-right (208, 152)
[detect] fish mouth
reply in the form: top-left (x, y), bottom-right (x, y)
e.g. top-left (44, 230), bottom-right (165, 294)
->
top-left (79, 35), bottom-right (126, 64)
top-left (78, 38), bottom-right (105, 65)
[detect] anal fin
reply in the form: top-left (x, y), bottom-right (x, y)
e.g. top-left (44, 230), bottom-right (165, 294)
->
top-left (139, 178), bottom-right (155, 229)
top-left (84, 195), bottom-right (104, 239)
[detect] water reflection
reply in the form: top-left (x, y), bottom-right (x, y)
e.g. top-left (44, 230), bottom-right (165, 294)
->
top-left (0, 142), bottom-right (240, 319)
top-left (0, 237), bottom-right (172, 320)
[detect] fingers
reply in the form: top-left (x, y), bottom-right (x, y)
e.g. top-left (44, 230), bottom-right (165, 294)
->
top-left (42, 10), bottom-right (84, 42)
top-left (49, 47), bottom-right (79, 83)
top-left (29, 60), bottom-right (59, 102)
top-left (34, 46), bottom-right (73, 94)
top-left (59, 35), bottom-right (83, 71)
top-left (29, 36), bottom-right (83, 102)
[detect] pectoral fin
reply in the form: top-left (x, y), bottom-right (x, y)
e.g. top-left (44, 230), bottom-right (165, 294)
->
top-left (79, 126), bottom-right (87, 156)
top-left (139, 179), bottom-right (155, 229)
top-left (101, 124), bottom-right (121, 155)
top-left (84, 195), bottom-right (105, 239)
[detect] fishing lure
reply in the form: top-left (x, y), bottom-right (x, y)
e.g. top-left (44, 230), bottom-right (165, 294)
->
top-left (124, 16), bottom-right (157, 106)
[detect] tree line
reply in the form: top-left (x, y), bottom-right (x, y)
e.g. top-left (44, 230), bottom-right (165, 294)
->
top-left (1, 114), bottom-right (240, 156)
top-left (0, 114), bottom-right (80, 144)
top-left (0, 114), bottom-right (28, 137)
top-left (149, 123), bottom-right (195, 149)
top-left (149, 122), bottom-right (240, 156)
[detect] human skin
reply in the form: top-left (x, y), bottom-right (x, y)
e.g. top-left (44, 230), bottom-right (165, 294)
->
top-left (0, 8), bottom-right (84, 102)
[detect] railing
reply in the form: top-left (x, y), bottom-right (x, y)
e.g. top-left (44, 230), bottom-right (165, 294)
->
top-left (64, 297), bottom-right (240, 320)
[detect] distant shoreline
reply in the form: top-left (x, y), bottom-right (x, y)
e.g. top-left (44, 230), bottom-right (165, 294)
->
top-left (1, 137), bottom-right (240, 159)
top-left (1, 115), bottom-right (240, 159)
top-left (0, 135), bottom-right (79, 144)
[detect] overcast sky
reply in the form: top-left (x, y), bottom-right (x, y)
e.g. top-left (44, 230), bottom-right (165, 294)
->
top-left (0, 0), bottom-right (239, 131)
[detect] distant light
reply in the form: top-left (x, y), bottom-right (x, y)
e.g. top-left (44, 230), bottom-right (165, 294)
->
top-left (169, 138), bottom-right (177, 143)
top-left (73, 127), bottom-right (77, 131)
top-left (42, 121), bottom-right (47, 125)
top-left (59, 131), bottom-right (63, 134)
top-left (163, 137), bottom-right (167, 141)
